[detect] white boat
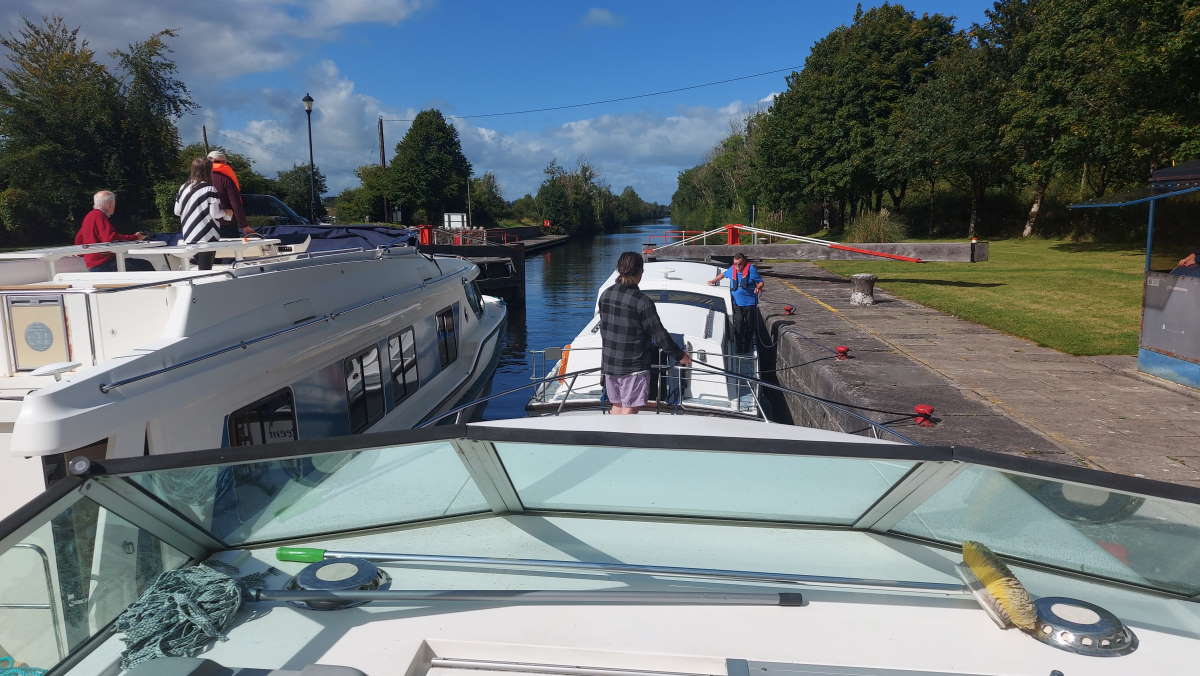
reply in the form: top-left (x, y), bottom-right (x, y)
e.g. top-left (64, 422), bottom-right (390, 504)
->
top-left (0, 410), bottom-right (1195, 674)
top-left (527, 261), bottom-right (761, 418)
top-left (0, 240), bottom-right (506, 519)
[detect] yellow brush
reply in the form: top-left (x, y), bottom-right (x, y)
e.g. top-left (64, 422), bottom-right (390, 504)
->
top-left (961, 540), bottom-right (1037, 631)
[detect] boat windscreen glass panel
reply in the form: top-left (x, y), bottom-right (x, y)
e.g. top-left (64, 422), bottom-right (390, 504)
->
top-left (641, 290), bottom-right (727, 314)
top-left (891, 463), bottom-right (1200, 595)
top-left (3, 426), bottom-right (1200, 674)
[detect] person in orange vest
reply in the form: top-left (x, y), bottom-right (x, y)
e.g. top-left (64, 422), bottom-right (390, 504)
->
top-left (207, 150), bottom-right (255, 237)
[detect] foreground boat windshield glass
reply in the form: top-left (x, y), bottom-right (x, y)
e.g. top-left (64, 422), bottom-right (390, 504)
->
top-left (1, 419), bottom-right (1198, 673)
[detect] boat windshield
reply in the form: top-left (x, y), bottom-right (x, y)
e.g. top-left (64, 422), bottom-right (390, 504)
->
top-left (2, 424), bottom-right (1199, 669)
top-left (641, 289), bottom-right (727, 313)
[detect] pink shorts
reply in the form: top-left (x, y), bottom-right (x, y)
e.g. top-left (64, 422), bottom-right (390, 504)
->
top-left (606, 371), bottom-right (648, 408)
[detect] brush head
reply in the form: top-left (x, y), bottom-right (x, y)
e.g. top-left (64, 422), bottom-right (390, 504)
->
top-left (961, 540), bottom-right (1037, 631)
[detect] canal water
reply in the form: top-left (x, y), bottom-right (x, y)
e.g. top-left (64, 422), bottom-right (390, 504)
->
top-left (482, 220), bottom-right (675, 420)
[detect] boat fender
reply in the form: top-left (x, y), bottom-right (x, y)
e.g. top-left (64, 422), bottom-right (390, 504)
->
top-left (557, 343), bottom-right (571, 383)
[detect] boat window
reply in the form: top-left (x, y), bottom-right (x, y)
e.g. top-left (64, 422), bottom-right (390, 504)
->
top-left (890, 464), bottom-right (1200, 596)
top-left (494, 442), bottom-right (914, 523)
top-left (643, 290), bottom-right (726, 313)
top-left (130, 441), bottom-right (488, 543)
top-left (345, 346), bottom-right (385, 433)
top-left (0, 498), bottom-right (189, 671)
top-left (228, 388), bottom-right (297, 446)
top-left (436, 306), bottom-right (458, 367)
top-left (388, 327), bottom-right (420, 402)
top-left (464, 279), bottom-right (484, 318)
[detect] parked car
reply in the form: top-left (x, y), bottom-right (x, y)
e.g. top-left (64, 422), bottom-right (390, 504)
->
top-left (243, 194), bottom-right (310, 227)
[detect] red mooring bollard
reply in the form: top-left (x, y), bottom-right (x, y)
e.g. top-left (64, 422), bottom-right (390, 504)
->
top-left (783, 305), bottom-right (795, 315)
top-left (914, 404), bottom-right (935, 427)
top-left (835, 346), bottom-right (850, 360)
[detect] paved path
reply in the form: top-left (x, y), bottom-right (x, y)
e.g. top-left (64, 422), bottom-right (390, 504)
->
top-left (761, 262), bottom-right (1200, 487)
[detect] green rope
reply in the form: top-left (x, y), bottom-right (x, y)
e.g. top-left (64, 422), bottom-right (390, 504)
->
top-left (114, 565), bottom-right (242, 669)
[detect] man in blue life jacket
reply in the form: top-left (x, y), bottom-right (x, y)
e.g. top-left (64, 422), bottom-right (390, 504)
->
top-left (707, 252), bottom-right (763, 354)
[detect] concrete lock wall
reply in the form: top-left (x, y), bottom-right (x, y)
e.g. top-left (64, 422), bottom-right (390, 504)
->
top-left (648, 242), bottom-right (987, 263)
top-left (768, 321), bottom-right (875, 435)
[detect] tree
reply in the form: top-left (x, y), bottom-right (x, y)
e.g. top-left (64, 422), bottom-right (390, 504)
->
top-left (110, 29), bottom-right (195, 222)
top-left (0, 16), bottom-right (122, 241)
top-left (390, 109), bottom-right (471, 225)
top-left (510, 194), bottom-right (539, 222)
top-left (468, 172), bottom-right (507, 226)
top-left (275, 164), bottom-right (328, 221)
top-left (893, 40), bottom-right (1009, 237)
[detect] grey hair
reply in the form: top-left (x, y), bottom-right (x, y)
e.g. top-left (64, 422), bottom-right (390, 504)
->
top-left (206, 150), bottom-right (226, 162)
top-left (93, 190), bottom-right (116, 209)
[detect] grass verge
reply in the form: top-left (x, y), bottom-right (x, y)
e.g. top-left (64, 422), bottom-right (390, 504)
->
top-left (815, 238), bottom-right (1144, 356)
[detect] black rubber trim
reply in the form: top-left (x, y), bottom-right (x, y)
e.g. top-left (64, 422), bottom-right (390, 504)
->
top-left (86, 425), bottom-right (469, 475)
top-left (466, 426), bottom-right (950, 461)
top-left (953, 446), bottom-right (1200, 505)
top-left (64, 424), bottom-right (1200, 506)
top-left (0, 475), bottom-right (82, 542)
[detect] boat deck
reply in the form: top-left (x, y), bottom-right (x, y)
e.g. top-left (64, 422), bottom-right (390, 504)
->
top-left (65, 513), bottom-right (1200, 675)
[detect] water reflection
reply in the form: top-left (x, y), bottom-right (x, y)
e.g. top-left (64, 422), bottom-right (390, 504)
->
top-left (483, 221), bottom-right (672, 420)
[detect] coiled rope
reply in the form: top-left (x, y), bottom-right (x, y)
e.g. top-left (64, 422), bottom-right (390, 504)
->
top-left (114, 565), bottom-right (242, 669)
top-left (0, 657), bottom-right (45, 676)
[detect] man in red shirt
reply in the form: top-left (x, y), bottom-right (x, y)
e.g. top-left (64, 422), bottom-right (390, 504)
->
top-left (74, 191), bottom-right (152, 271)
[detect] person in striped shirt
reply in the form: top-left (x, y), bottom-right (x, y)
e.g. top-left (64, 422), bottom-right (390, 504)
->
top-left (174, 158), bottom-right (231, 270)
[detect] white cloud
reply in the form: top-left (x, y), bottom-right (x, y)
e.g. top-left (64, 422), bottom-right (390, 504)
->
top-left (581, 8), bottom-right (623, 28)
top-left (759, 92), bottom-right (780, 104)
top-left (2, 0), bottom-right (428, 81)
top-left (0, 4), bottom-right (770, 203)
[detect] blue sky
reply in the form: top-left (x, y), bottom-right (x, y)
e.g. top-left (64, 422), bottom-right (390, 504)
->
top-left (5, 1), bottom-right (991, 202)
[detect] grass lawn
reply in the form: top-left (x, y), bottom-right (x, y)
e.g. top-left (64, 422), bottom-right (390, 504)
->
top-left (815, 239), bottom-right (1145, 356)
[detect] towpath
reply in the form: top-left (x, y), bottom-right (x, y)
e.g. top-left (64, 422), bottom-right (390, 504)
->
top-left (759, 262), bottom-right (1200, 487)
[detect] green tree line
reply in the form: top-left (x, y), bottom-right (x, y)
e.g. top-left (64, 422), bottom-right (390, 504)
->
top-left (0, 16), bottom-right (330, 246)
top-left (335, 109), bottom-right (665, 233)
top-left (672, 0), bottom-right (1200, 241)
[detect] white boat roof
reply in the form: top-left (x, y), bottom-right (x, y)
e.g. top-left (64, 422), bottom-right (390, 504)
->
top-left (5, 413), bottom-right (1197, 674)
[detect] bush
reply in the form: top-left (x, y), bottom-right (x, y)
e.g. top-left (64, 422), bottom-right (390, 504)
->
top-left (844, 209), bottom-right (907, 242)
top-left (153, 181), bottom-right (179, 231)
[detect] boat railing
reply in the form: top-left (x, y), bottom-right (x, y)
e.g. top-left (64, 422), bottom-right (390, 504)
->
top-left (527, 346), bottom-right (760, 413)
top-left (419, 363), bottom-right (917, 444)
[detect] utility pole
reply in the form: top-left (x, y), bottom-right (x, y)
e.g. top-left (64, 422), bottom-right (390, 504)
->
top-left (202, 125), bottom-right (210, 154)
top-left (378, 116), bottom-right (390, 222)
top-left (466, 176), bottom-right (473, 228)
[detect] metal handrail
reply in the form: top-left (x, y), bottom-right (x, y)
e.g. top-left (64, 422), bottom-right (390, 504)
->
top-left (0, 543), bottom-right (66, 660)
top-left (97, 262), bottom-right (471, 393)
top-left (92, 269), bottom-right (237, 294)
top-left (420, 363), bottom-right (915, 443)
top-left (229, 246), bottom-right (371, 268)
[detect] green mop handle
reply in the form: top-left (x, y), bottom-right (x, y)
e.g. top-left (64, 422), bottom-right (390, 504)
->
top-left (277, 547), bottom-right (326, 563)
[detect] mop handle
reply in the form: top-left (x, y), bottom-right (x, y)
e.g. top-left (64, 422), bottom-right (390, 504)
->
top-left (276, 548), bottom-right (965, 595)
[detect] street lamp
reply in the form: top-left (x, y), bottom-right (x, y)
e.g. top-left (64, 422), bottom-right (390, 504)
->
top-left (302, 93), bottom-right (316, 223)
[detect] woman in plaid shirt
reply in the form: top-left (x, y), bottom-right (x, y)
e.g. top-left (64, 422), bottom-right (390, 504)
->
top-left (598, 252), bottom-right (692, 414)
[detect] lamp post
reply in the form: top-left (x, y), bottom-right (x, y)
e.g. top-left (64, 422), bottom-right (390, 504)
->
top-left (302, 93), bottom-right (316, 223)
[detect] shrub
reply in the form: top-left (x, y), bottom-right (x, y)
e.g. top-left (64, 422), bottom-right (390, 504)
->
top-left (153, 180), bottom-right (179, 231)
top-left (844, 209), bottom-right (907, 242)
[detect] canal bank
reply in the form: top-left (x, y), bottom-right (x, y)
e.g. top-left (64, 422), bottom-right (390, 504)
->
top-left (758, 261), bottom-right (1200, 485)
